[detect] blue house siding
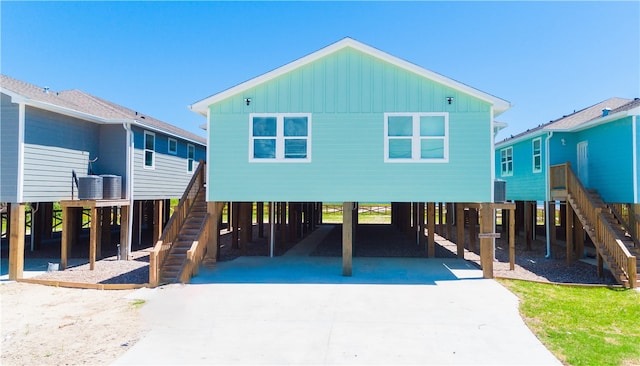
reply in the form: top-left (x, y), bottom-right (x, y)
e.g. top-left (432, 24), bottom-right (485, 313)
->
top-left (573, 118), bottom-right (634, 203)
top-left (496, 132), bottom-right (547, 202)
top-left (207, 47), bottom-right (495, 203)
top-left (0, 93), bottom-right (20, 202)
top-left (22, 106), bottom-right (100, 202)
top-left (131, 126), bottom-right (205, 200)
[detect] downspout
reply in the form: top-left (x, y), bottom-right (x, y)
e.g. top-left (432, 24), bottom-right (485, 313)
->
top-left (633, 115), bottom-right (638, 204)
top-left (544, 131), bottom-right (554, 258)
top-left (123, 121), bottom-right (134, 258)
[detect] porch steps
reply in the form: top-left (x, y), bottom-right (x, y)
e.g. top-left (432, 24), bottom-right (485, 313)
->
top-left (568, 191), bottom-right (640, 288)
top-left (159, 190), bottom-right (208, 284)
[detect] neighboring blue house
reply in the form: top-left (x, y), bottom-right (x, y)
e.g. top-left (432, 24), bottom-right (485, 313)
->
top-left (190, 37), bottom-right (512, 276)
top-left (1, 74), bottom-right (206, 279)
top-left (495, 97), bottom-right (639, 287)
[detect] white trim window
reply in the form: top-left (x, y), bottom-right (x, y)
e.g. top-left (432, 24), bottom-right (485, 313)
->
top-left (500, 146), bottom-right (513, 176)
top-left (532, 138), bottom-right (542, 173)
top-left (384, 112), bottom-right (449, 162)
top-left (187, 144), bottom-right (195, 172)
top-left (249, 113), bottom-right (311, 162)
top-left (168, 138), bottom-right (178, 155)
top-left (144, 131), bottom-right (155, 169)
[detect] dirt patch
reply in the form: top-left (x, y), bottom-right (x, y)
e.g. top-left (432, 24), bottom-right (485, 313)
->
top-left (0, 282), bottom-right (145, 366)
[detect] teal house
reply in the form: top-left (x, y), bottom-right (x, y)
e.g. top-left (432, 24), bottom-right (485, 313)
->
top-left (495, 97), bottom-right (640, 287)
top-left (190, 38), bottom-right (511, 276)
top-left (191, 38), bottom-right (510, 203)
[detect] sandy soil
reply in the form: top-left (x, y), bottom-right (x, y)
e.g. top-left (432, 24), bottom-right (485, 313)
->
top-left (0, 282), bottom-right (145, 366)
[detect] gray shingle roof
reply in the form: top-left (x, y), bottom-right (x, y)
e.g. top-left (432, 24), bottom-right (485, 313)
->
top-left (498, 97), bottom-right (636, 144)
top-left (545, 97), bottom-right (632, 131)
top-left (1, 74), bottom-right (205, 145)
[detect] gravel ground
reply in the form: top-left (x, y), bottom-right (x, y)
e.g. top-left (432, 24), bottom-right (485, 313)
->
top-left (16, 223), bottom-right (618, 286)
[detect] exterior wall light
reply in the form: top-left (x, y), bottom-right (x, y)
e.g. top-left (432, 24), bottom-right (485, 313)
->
top-left (244, 98), bottom-right (252, 106)
top-left (446, 97), bottom-right (454, 105)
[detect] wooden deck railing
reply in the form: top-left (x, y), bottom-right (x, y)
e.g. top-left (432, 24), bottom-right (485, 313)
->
top-left (180, 212), bottom-right (210, 283)
top-left (553, 162), bottom-right (637, 287)
top-left (149, 160), bottom-right (206, 287)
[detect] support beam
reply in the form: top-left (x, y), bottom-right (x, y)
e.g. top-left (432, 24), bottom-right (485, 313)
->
top-left (479, 204), bottom-right (494, 279)
top-left (119, 205), bottom-right (130, 260)
top-left (524, 201), bottom-right (533, 251)
top-left (342, 202), bottom-right (353, 276)
top-left (469, 208), bottom-right (477, 252)
top-left (418, 202), bottom-right (425, 248)
top-left (509, 206), bottom-right (515, 270)
top-left (566, 201), bottom-right (574, 265)
top-left (207, 202), bottom-right (224, 261)
top-left (427, 202), bottom-right (435, 258)
top-left (575, 218), bottom-right (585, 259)
top-left (153, 200), bottom-right (164, 245)
top-left (61, 206), bottom-right (71, 270)
top-left (257, 202), bottom-right (264, 238)
top-left (101, 207), bottom-right (112, 253)
top-left (456, 203), bottom-right (465, 258)
top-left (9, 203), bottom-right (25, 280)
top-left (438, 202), bottom-right (444, 235)
top-left (231, 202), bottom-right (239, 249)
top-left (446, 203), bottom-right (453, 239)
top-left (89, 206), bottom-right (99, 270)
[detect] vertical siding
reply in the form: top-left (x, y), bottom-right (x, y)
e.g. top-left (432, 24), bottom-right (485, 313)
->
top-left (495, 133), bottom-right (547, 202)
top-left (131, 126), bottom-right (204, 200)
top-left (208, 47), bottom-right (494, 202)
top-left (1, 93), bottom-right (20, 202)
top-left (22, 107), bottom-right (100, 202)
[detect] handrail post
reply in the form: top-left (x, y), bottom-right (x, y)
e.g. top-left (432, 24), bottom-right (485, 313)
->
top-left (629, 257), bottom-right (637, 288)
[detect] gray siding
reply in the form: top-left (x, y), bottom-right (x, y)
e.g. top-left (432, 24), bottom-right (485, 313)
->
top-left (131, 126), bottom-right (202, 200)
top-left (22, 107), bottom-right (100, 202)
top-left (0, 93), bottom-right (19, 202)
top-left (132, 148), bottom-right (199, 200)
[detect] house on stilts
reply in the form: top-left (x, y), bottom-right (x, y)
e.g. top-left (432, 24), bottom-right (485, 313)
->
top-left (151, 37), bottom-right (515, 285)
top-left (1, 74), bottom-right (206, 280)
top-left (495, 97), bottom-right (639, 287)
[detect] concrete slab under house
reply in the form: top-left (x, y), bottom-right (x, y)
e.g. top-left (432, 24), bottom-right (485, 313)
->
top-left (188, 37), bottom-right (515, 280)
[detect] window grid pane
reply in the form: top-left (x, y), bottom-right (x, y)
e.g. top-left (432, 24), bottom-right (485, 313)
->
top-left (284, 139), bottom-right (308, 158)
top-left (284, 117), bottom-right (308, 137)
top-left (388, 116), bottom-right (413, 136)
top-left (253, 117), bottom-right (277, 137)
top-left (420, 116), bottom-right (445, 136)
top-left (389, 139), bottom-right (412, 159)
top-left (253, 139), bottom-right (276, 159)
top-left (420, 138), bottom-right (445, 159)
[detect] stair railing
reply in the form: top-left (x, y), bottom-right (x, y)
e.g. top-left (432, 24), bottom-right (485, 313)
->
top-left (180, 212), bottom-right (210, 283)
top-left (555, 162), bottom-right (637, 288)
top-left (608, 203), bottom-right (640, 247)
top-left (149, 160), bottom-right (206, 286)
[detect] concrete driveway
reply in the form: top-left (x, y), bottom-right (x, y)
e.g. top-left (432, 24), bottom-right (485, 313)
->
top-left (115, 226), bottom-right (560, 365)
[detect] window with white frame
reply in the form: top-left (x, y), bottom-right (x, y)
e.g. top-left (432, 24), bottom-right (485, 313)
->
top-left (384, 113), bottom-right (448, 162)
top-left (249, 113), bottom-right (311, 162)
top-left (187, 144), bottom-right (195, 172)
top-left (168, 138), bottom-right (177, 155)
top-left (144, 131), bottom-right (155, 168)
top-left (501, 147), bottom-right (513, 176)
top-left (532, 138), bottom-right (542, 173)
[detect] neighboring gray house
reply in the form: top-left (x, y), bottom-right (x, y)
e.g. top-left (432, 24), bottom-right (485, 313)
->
top-left (1, 74), bottom-right (206, 278)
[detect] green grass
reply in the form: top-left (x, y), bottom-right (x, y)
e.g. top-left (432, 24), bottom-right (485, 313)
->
top-left (498, 279), bottom-right (640, 366)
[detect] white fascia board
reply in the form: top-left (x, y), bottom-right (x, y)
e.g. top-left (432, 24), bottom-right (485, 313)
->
top-left (189, 37), bottom-right (511, 116)
top-left (495, 129), bottom-right (546, 148)
top-left (130, 120), bottom-right (206, 147)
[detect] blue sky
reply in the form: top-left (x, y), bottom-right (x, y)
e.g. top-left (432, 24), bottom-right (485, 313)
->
top-left (1, 1), bottom-right (638, 140)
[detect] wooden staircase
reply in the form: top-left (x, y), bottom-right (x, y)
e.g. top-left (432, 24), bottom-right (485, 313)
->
top-left (551, 163), bottom-right (638, 288)
top-left (159, 189), bottom-right (208, 283)
top-left (568, 191), bottom-right (640, 288)
top-left (149, 161), bottom-right (211, 286)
